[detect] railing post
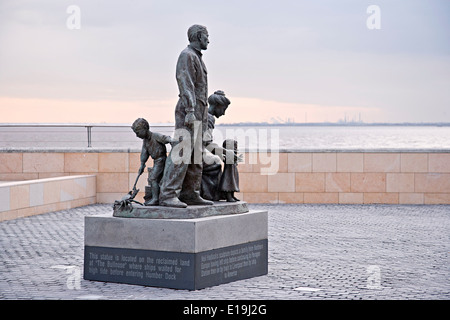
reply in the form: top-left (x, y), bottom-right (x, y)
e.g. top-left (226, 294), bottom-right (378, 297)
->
top-left (86, 126), bottom-right (92, 148)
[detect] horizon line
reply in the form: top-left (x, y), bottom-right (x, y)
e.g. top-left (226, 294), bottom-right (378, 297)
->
top-left (1, 121), bottom-right (449, 127)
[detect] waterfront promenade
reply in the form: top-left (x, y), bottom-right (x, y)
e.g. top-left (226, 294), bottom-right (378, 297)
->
top-left (0, 203), bottom-right (448, 300)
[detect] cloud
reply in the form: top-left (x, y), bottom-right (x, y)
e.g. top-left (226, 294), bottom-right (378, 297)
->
top-left (0, 0), bottom-right (449, 123)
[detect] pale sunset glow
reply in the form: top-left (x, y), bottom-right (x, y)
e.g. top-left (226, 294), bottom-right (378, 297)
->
top-left (0, 96), bottom-right (383, 124)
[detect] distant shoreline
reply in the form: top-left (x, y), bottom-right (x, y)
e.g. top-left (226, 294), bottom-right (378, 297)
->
top-left (1, 122), bottom-right (449, 127)
top-left (216, 122), bottom-right (450, 127)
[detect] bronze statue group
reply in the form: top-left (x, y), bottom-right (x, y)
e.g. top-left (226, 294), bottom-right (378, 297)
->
top-left (131, 25), bottom-right (241, 208)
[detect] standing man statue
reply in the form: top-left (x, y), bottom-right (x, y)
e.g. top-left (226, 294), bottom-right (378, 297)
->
top-left (159, 24), bottom-right (214, 208)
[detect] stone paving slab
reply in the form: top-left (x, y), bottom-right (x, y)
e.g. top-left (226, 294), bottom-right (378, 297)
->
top-left (0, 203), bottom-right (449, 300)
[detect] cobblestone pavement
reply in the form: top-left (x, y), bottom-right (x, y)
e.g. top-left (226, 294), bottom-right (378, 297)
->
top-left (0, 203), bottom-right (448, 300)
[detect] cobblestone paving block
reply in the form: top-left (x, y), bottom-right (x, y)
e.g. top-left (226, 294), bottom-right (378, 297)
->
top-left (0, 203), bottom-right (449, 300)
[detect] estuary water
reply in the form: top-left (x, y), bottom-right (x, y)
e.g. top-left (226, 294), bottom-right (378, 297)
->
top-left (0, 124), bottom-right (449, 150)
top-left (214, 125), bottom-right (450, 150)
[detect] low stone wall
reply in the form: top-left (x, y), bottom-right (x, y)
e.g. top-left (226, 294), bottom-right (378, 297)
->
top-left (0, 148), bottom-right (152, 205)
top-left (0, 174), bottom-right (96, 221)
top-left (1, 149), bottom-right (449, 209)
top-left (239, 151), bottom-right (450, 205)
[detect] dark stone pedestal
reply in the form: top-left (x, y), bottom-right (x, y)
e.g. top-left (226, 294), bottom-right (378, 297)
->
top-left (84, 204), bottom-right (268, 290)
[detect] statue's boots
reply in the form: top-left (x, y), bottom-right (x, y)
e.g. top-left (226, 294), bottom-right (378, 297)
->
top-left (179, 194), bottom-right (213, 206)
top-left (160, 197), bottom-right (188, 208)
top-left (144, 181), bottom-right (160, 206)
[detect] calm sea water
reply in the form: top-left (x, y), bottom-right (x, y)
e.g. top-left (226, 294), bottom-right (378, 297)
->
top-left (214, 125), bottom-right (450, 150)
top-left (0, 125), bottom-right (449, 150)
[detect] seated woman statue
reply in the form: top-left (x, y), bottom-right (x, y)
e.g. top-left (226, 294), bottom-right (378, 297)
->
top-left (201, 90), bottom-right (240, 201)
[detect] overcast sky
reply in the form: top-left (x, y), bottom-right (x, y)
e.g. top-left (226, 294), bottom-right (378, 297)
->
top-left (0, 0), bottom-right (449, 124)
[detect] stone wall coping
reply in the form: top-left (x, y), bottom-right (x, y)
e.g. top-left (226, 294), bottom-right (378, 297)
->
top-left (0, 174), bottom-right (96, 188)
top-left (0, 147), bottom-right (141, 153)
top-left (1, 147), bottom-right (449, 153)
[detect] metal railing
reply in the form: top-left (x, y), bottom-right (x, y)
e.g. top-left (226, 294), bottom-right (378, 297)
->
top-left (0, 123), bottom-right (174, 148)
